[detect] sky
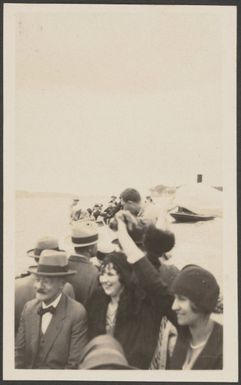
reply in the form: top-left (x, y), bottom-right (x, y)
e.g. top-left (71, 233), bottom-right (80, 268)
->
top-left (6, 4), bottom-right (236, 195)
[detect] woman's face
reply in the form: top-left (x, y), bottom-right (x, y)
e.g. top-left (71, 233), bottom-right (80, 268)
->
top-left (99, 263), bottom-right (124, 298)
top-left (172, 294), bottom-right (201, 326)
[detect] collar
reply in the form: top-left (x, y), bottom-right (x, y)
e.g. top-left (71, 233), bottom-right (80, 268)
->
top-left (42, 292), bottom-right (62, 309)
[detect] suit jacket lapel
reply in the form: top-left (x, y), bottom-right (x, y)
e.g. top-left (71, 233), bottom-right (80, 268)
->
top-left (29, 300), bottom-right (42, 366)
top-left (39, 294), bottom-right (67, 363)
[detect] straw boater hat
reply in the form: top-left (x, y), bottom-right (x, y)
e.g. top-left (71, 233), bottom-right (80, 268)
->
top-left (28, 250), bottom-right (76, 276)
top-left (27, 236), bottom-right (61, 258)
top-left (66, 221), bottom-right (98, 248)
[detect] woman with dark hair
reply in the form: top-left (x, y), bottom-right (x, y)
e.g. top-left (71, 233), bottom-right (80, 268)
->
top-left (86, 251), bottom-right (175, 369)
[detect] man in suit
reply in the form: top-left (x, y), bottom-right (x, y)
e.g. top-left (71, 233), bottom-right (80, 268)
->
top-left (15, 236), bottom-right (75, 334)
top-left (66, 221), bottom-right (100, 306)
top-left (15, 250), bottom-right (87, 369)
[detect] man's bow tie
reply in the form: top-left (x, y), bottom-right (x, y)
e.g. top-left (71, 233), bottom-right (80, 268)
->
top-left (38, 305), bottom-right (56, 316)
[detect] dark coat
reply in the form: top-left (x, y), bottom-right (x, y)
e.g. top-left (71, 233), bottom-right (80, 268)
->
top-left (137, 256), bottom-right (223, 370)
top-left (15, 293), bottom-right (88, 369)
top-left (86, 258), bottom-right (176, 369)
top-left (15, 274), bottom-right (75, 334)
top-left (67, 254), bottom-right (100, 306)
top-left (169, 321), bottom-right (223, 369)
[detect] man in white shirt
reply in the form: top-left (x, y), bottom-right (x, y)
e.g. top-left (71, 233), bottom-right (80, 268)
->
top-left (15, 250), bottom-right (88, 369)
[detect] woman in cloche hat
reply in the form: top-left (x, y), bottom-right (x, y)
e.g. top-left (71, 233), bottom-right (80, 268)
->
top-left (168, 265), bottom-right (222, 369)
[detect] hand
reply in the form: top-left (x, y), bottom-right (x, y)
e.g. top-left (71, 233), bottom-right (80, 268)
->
top-left (115, 210), bottom-right (128, 232)
top-left (115, 210), bottom-right (138, 232)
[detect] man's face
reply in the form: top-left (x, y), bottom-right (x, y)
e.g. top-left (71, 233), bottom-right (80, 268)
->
top-left (34, 275), bottom-right (64, 305)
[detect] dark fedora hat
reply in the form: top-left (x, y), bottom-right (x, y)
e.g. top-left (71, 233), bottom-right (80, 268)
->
top-left (28, 250), bottom-right (76, 276)
top-left (27, 236), bottom-right (61, 258)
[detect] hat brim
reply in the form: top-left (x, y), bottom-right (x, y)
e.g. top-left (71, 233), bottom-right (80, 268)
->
top-left (27, 249), bottom-right (39, 258)
top-left (28, 266), bottom-right (76, 276)
top-left (65, 235), bottom-right (98, 248)
top-left (27, 248), bottom-right (63, 258)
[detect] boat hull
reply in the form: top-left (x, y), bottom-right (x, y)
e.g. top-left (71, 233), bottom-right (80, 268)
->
top-left (170, 212), bottom-right (215, 223)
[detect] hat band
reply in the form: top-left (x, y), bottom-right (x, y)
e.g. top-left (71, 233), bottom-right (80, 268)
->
top-left (72, 234), bottom-right (98, 244)
top-left (37, 264), bottom-right (68, 273)
top-left (34, 247), bottom-right (59, 256)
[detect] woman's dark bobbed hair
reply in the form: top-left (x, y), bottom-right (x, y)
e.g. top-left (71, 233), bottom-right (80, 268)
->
top-left (100, 251), bottom-right (133, 287)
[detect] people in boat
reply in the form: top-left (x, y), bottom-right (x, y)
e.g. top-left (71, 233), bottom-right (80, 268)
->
top-left (101, 197), bottom-right (122, 224)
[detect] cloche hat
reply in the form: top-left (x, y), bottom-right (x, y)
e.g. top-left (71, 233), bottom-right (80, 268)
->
top-left (171, 264), bottom-right (219, 313)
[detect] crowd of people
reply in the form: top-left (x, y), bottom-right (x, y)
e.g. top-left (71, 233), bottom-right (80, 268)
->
top-left (15, 188), bottom-right (223, 370)
top-left (69, 195), bottom-right (122, 224)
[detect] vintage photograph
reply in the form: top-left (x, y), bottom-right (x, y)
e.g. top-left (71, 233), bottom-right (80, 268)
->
top-left (3, 2), bottom-right (238, 382)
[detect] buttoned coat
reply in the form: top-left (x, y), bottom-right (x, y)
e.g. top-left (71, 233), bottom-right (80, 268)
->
top-left (15, 293), bottom-right (88, 369)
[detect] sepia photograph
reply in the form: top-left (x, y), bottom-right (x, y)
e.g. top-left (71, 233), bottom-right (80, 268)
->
top-left (3, 2), bottom-right (238, 382)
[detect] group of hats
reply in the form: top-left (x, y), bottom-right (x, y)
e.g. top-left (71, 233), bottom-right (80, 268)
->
top-left (27, 220), bottom-right (115, 277)
top-left (27, 221), bottom-right (98, 276)
top-left (27, 236), bottom-right (75, 277)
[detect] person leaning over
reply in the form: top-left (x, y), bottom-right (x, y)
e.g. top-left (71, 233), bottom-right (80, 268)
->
top-left (15, 236), bottom-right (75, 334)
top-left (15, 251), bottom-right (88, 369)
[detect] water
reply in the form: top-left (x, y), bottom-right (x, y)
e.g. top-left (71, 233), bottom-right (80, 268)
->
top-left (14, 193), bottom-right (223, 291)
